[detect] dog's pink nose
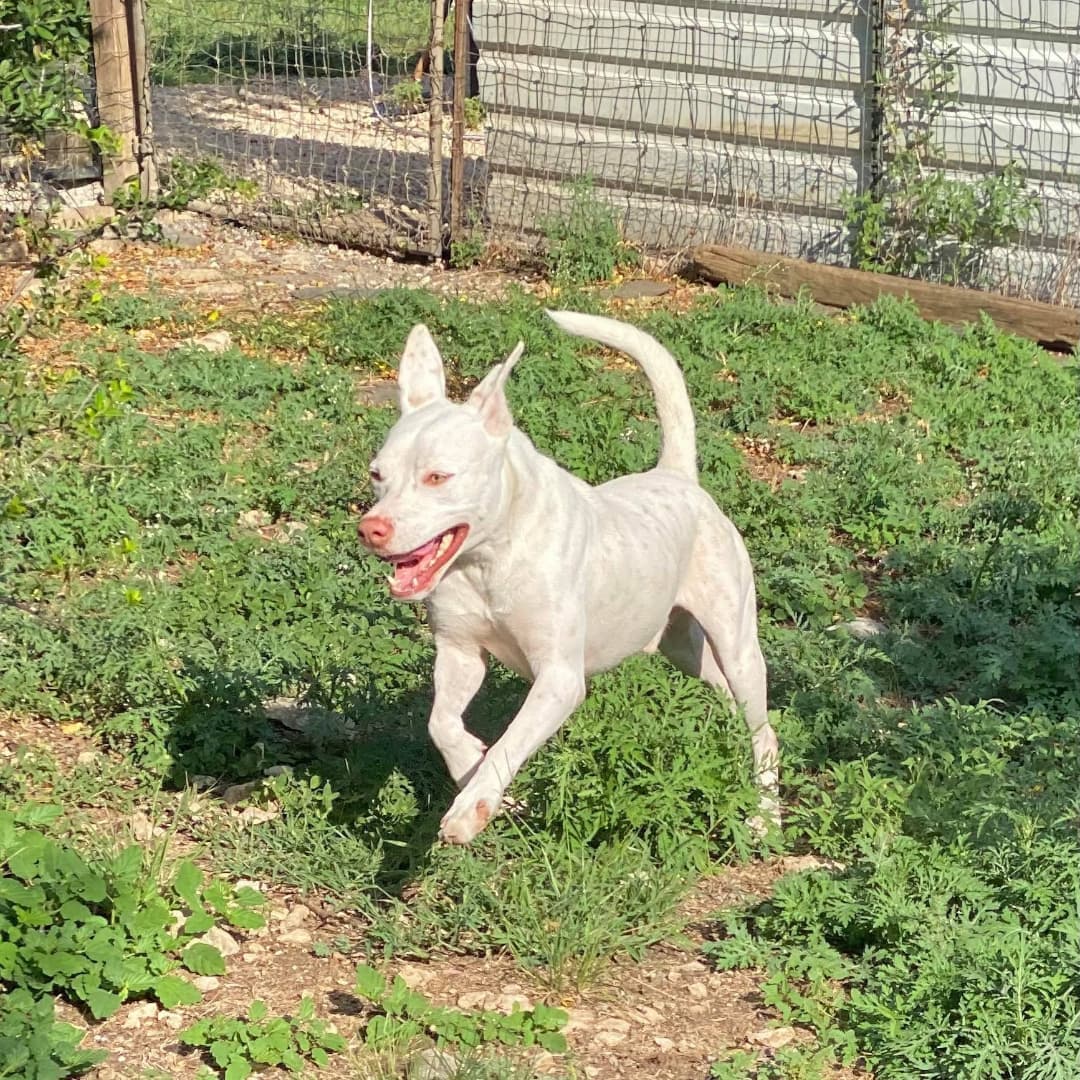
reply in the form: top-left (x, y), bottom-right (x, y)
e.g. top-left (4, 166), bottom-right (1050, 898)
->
top-left (359, 514), bottom-right (394, 550)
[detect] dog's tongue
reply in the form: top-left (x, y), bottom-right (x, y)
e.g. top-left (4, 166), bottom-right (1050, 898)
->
top-left (390, 535), bottom-right (441, 595)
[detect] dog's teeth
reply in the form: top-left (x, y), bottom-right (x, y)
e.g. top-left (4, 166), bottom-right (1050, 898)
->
top-left (438, 532), bottom-right (453, 555)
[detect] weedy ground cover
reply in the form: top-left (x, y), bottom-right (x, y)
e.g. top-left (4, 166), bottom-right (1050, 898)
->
top-left (1, 279), bottom-right (1077, 1078)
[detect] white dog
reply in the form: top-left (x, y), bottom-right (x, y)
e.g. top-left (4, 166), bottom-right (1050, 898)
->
top-left (358, 310), bottom-right (779, 844)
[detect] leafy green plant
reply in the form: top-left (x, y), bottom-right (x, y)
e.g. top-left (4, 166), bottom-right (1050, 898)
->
top-left (0, 0), bottom-right (92, 153)
top-left (354, 964), bottom-right (568, 1052)
top-left (389, 78), bottom-right (425, 113)
top-left (0, 803), bottom-right (266, 1073)
top-left (179, 997), bottom-right (346, 1078)
top-left (540, 177), bottom-right (639, 285)
top-left (0, 988), bottom-right (105, 1080)
top-left (463, 96), bottom-right (486, 130)
top-left (845, 3), bottom-right (1036, 284)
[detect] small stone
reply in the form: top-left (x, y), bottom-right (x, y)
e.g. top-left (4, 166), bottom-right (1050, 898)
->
top-left (283, 903), bottom-right (313, 928)
top-left (193, 281), bottom-right (244, 298)
top-left (407, 1046), bottom-right (460, 1080)
top-left (171, 267), bottom-right (222, 284)
top-left (686, 1004), bottom-right (708, 1018)
top-left (653, 1036), bottom-right (675, 1052)
top-left (122, 1002), bottom-right (158, 1029)
top-left (593, 1030), bottom-right (627, 1047)
top-left (679, 960), bottom-right (707, 974)
top-left (610, 279), bottom-right (670, 299)
top-left (129, 811), bottom-right (156, 843)
top-left (634, 1005), bottom-right (664, 1024)
top-left (397, 964), bottom-right (431, 989)
top-left (237, 509), bottom-right (272, 530)
top-left (563, 1008), bottom-right (597, 1033)
top-left (159, 225), bottom-right (203, 249)
top-left (222, 780), bottom-right (260, 805)
top-left (533, 1051), bottom-right (561, 1073)
top-left (193, 975), bottom-right (220, 992)
top-left (159, 1010), bottom-right (185, 1030)
top-left (501, 982), bottom-right (523, 994)
top-left (241, 952), bottom-right (261, 963)
top-left (498, 992), bottom-right (532, 1012)
top-left (76, 749), bottom-right (100, 766)
top-left (279, 927), bottom-right (313, 945)
top-left (198, 926), bottom-right (240, 957)
top-left (688, 982), bottom-right (708, 1000)
top-left (597, 1018), bottom-right (631, 1034)
top-left (89, 237), bottom-right (125, 255)
top-left (456, 990), bottom-right (497, 1011)
top-left (184, 329), bottom-right (233, 354)
top-left (235, 879), bottom-right (263, 893)
top-left (752, 1025), bottom-right (799, 1050)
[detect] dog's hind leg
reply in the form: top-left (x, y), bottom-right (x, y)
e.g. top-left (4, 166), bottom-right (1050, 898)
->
top-left (661, 604), bottom-right (780, 835)
top-left (428, 641), bottom-right (489, 788)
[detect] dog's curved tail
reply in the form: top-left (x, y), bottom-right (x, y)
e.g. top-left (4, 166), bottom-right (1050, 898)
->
top-left (545, 309), bottom-right (697, 480)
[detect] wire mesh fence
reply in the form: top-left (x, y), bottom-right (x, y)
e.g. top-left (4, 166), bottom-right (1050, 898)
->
top-left (0, 4), bottom-right (100, 222)
top-left (468, 0), bottom-right (1080, 304)
top-left (3, 0), bottom-right (1078, 300)
top-left (146, 0), bottom-right (478, 255)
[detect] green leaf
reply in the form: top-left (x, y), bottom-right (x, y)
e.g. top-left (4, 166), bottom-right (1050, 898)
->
top-left (538, 1031), bottom-right (568, 1053)
top-left (354, 963), bottom-right (386, 1001)
top-left (248, 1000), bottom-right (268, 1021)
top-left (281, 1048), bottom-right (306, 1072)
top-left (182, 942), bottom-right (227, 976)
top-left (155, 974), bottom-right (203, 1008)
top-left (84, 987), bottom-right (123, 1019)
top-left (226, 907), bottom-right (265, 930)
top-left (173, 859), bottom-right (203, 908)
top-left (225, 1061), bottom-right (253, 1080)
top-left (183, 911), bottom-right (215, 935)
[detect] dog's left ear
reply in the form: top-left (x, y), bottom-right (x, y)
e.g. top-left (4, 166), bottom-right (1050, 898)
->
top-left (398, 324), bottom-right (447, 414)
top-left (467, 341), bottom-right (525, 436)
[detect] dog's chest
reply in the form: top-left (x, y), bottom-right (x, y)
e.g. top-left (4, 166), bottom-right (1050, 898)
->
top-left (427, 572), bottom-right (534, 680)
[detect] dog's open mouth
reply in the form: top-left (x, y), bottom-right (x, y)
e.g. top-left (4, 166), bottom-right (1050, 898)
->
top-left (383, 524), bottom-right (469, 599)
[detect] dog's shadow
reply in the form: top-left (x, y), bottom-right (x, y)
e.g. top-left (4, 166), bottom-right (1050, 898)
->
top-left (163, 662), bottom-right (529, 902)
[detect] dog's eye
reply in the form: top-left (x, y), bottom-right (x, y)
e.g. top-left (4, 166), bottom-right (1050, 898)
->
top-left (423, 471), bottom-right (452, 487)
top-left (369, 466), bottom-right (383, 484)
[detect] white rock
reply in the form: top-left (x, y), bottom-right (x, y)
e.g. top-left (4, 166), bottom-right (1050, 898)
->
top-left (122, 1002), bottom-right (159, 1029)
top-left (193, 975), bottom-right (220, 992)
top-left (751, 1025), bottom-right (799, 1049)
top-left (282, 904), bottom-right (313, 928)
top-left (407, 1047), bottom-right (459, 1080)
top-left (688, 982), bottom-right (708, 1000)
top-left (593, 1029), bottom-right (627, 1047)
top-left (653, 1036), bottom-right (675, 1052)
top-left (279, 927), bottom-right (313, 945)
top-left (184, 330), bottom-right (233, 354)
top-left (198, 926), bottom-right (240, 957)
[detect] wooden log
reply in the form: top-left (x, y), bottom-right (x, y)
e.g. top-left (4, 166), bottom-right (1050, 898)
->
top-left (90, 0), bottom-right (139, 199)
top-left (690, 244), bottom-right (1080, 353)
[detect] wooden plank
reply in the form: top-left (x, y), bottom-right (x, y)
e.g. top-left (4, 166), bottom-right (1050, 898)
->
top-left (89, 0), bottom-right (139, 198)
top-left (127, 0), bottom-right (158, 195)
top-left (690, 244), bottom-right (1080, 351)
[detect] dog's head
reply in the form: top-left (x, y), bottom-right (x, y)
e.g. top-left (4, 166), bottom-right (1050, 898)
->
top-left (358, 324), bottom-right (524, 601)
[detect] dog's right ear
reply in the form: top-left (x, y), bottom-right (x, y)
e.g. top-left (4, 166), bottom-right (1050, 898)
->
top-left (398, 324), bottom-right (447, 414)
top-left (467, 341), bottom-right (524, 437)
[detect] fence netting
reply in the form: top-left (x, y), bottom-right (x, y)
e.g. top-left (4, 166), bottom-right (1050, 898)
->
top-left (147, 0), bottom-right (461, 255)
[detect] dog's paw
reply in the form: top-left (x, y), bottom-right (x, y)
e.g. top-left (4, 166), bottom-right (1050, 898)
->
top-left (439, 793), bottom-right (497, 845)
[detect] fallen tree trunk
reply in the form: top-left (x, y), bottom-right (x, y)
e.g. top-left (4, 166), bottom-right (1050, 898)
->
top-left (690, 244), bottom-right (1080, 353)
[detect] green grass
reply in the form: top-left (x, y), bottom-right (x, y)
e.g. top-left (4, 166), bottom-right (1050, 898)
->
top-left (148, 0), bottom-right (443, 85)
top-left (2, 282), bottom-right (1079, 1077)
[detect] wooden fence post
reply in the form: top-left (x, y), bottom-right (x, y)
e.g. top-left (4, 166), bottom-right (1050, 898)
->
top-left (89, 0), bottom-right (155, 199)
top-left (449, 0), bottom-right (469, 246)
top-left (427, 0), bottom-right (446, 259)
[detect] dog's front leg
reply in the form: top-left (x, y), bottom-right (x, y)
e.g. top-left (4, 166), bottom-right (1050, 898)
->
top-left (439, 664), bottom-right (585, 845)
top-left (428, 640), bottom-right (489, 788)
